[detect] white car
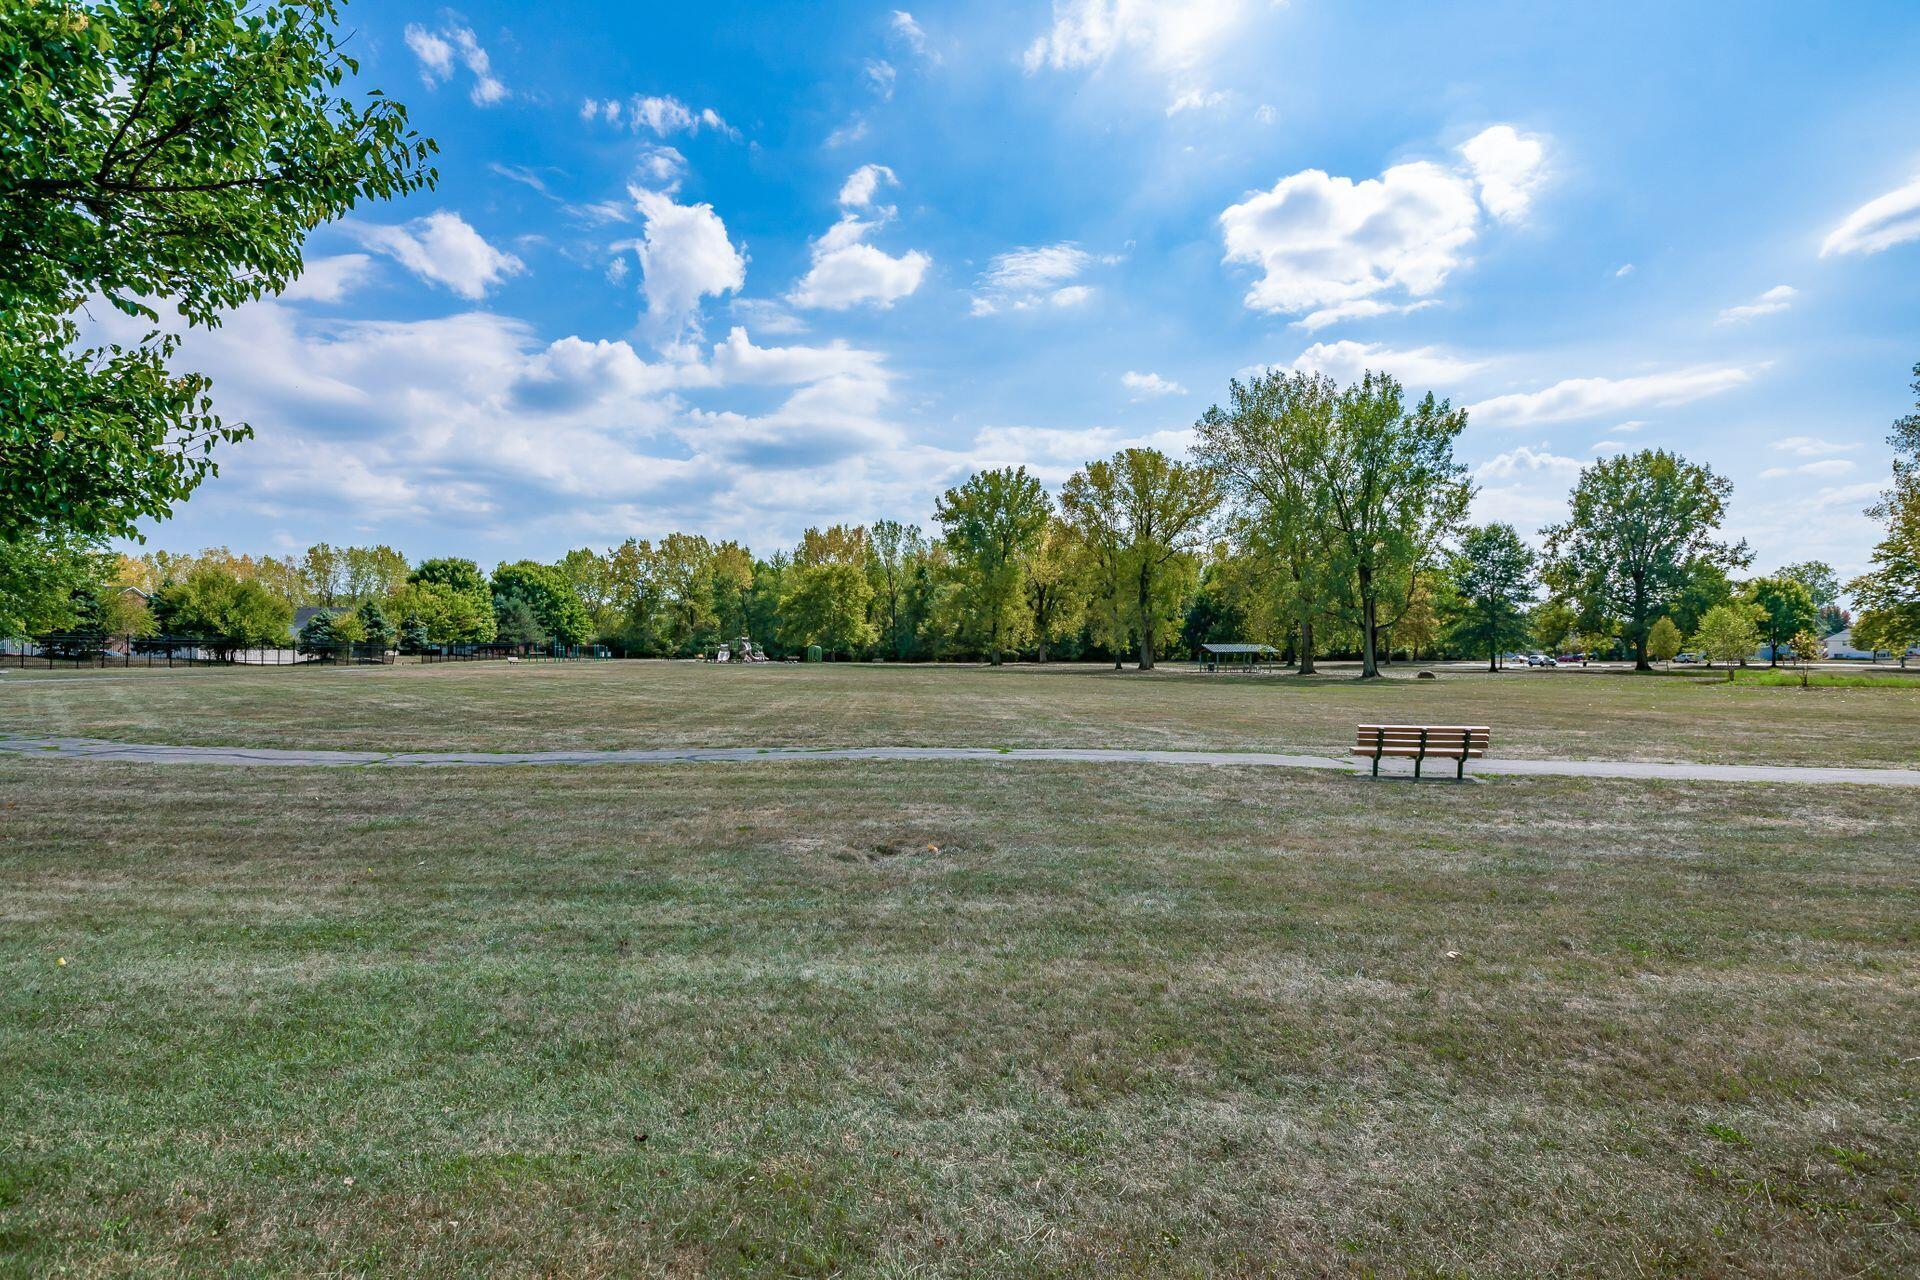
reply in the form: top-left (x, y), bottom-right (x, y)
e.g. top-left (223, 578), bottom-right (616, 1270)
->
top-left (1525, 653), bottom-right (1557, 667)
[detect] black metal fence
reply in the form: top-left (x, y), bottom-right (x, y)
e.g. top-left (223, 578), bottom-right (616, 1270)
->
top-left (4, 634), bottom-right (615, 670)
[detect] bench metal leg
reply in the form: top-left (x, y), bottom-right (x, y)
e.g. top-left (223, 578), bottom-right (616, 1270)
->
top-left (1371, 750), bottom-right (1381, 777)
top-left (1457, 755), bottom-right (1466, 782)
top-left (1413, 754), bottom-right (1423, 780)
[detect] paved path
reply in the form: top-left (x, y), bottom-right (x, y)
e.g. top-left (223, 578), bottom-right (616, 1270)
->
top-left (3, 733), bottom-right (1916, 786)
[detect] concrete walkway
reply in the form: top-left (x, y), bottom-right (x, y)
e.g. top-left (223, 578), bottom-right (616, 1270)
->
top-left (3, 733), bottom-right (1916, 786)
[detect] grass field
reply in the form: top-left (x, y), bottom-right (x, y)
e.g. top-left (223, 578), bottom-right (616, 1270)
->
top-left (4, 757), bottom-right (1918, 1277)
top-left (5, 658), bottom-right (1919, 767)
top-left (4, 664), bottom-right (1918, 1275)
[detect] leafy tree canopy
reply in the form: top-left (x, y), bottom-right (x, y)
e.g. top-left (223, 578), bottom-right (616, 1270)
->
top-left (1, 0), bottom-right (435, 542)
top-left (1444, 522), bottom-right (1537, 670)
top-left (1542, 449), bottom-right (1750, 670)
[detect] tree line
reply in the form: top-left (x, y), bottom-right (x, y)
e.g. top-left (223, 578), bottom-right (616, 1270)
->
top-left (13, 361), bottom-right (1916, 671)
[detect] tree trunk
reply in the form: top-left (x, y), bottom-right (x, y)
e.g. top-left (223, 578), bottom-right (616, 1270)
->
top-left (1358, 566), bottom-right (1379, 678)
top-left (1036, 629), bottom-right (1048, 664)
top-left (1487, 643), bottom-right (1497, 673)
top-left (1136, 566), bottom-right (1155, 670)
top-left (1298, 617), bottom-right (1316, 675)
top-left (1634, 632), bottom-right (1651, 671)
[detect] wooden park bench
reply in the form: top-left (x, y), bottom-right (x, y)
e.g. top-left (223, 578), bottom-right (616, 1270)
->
top-left (1353, 724), bottom-right (1490, 781)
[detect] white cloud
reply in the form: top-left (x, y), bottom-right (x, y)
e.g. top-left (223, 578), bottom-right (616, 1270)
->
top-left (1716, 284), bottom-right (1796, 323)
top-left (626, 187), bottom-right (748, 338)
top-left (1475, 445), bottom-right (1584, 481)
top-left (404, 23), bottom-right (506, 106)
top-left (708, 327), bottom-right (889, 386)
top-left (1286, 340), bottom-right (1486, 388)
top-left (1122, 370), bottom-right (1187, 398)
top-left (788, 215), bottom-right (931, 310)
top-left (972, 243), bottom-right (1103, 313)
top-left (1292, 299), bottom-right (1437, 332)
top-left (1458, 125), bottom-right (1547, 223)
top-left (1613, 420), bottom-right (1646, 432)
top-left (1820, 177), bottom-right (1920, 257)
top-left (825, 119), bottom-right (871, 148)
top-left (281, 254), bottom-right (376, 303)
top-left (583, 95), bottom-right (734, 138)
top-left (1614, 263), bottom-right (1635, 277)
top-left (1771, 435), bottom-right (1859, 457)
top-left (403, 25), bottom-right (453, 81)
top-left (1761, 459), bottom-right (1855, 479)
top-left (838, 164), bottom-right (898, 209)
top-left (1254, 103), bottom-right (1277, 125)
top-left (1220, 126), bottom-right (1547, 317)
top-left (349, 211), bottom-right (524, 300)
top-left (1220, 161), bottom-right (1481, 314)
top-left (1167, 86), bottom-right (1229, 115)
top-left (890, 11), bottom-right (931, 55)
top-left (1468, 364), bottom-right (1760, 427)
top-left (635, 145), bottom-right (687, 187)
top-left (965, 423), bottom-right (1195, 485)
top-left (866, 59), bottom-right (898, 99)
top-left (1023, 0), bottom-right (1248, 73)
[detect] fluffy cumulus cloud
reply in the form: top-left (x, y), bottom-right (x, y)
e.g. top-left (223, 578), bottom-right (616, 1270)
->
top-left (1458, 125), bottom-right (1548, 223)
top-left (789, 218), bottom-right (930, 310)
top-left (624, 187), bottom-right (748, 339)
top-left (82, 291), bottom-right (938, 545)
top-left (1468, 363), bottom-right (1760, 427)
top-left (1820, 176), bottom-right (1920, 257)
top-left (1220, 125), bottom-right (1546, 317)
top-left (971, 243), bottom-right (1102, 314)
top-left (838, 163), bottom-right (898, 209)
top-left (1772, 435), bottom-right (1858, 457)
top-left (1286, 340), bottom-right (1485, 388)
top-left (404, 22), bottom-right (507, 106)
top-left (580, 94), bottom-right (735, 138)
top-left (1122, 370), bottom-right (1187, 398)
top-left (1717, 284), bottom-right (1796, 323)
top-left (787, 171), bottom-right (930, 310)
top-left (1292, 298), bottom-right (1437, 332)
top-left (348, 212), bottom-right (524, 300)
top-left (1468, 445), bottom-right (1588, 531)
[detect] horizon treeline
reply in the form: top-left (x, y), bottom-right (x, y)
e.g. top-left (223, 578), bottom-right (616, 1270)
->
top-left (17, 364), bottom-right (1910, 672)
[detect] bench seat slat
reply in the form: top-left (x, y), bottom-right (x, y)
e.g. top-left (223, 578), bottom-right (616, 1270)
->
top-left (1351, 747), bottom-right (1484, 758)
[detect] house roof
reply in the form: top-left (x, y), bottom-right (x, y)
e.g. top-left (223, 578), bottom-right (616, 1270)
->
top-left (1201, 643), bottom-right (1278, 654)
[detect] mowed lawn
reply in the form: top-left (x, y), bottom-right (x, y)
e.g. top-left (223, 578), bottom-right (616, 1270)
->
top-left (5, 658), bottom-right (1920, 767)
top-left (3, 758), bottom-right (1917, 1276)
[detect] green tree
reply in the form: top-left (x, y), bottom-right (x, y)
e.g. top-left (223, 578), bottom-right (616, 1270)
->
top-left (491, 561), bottom-right (591, 647)
top-left (1, 0), bottom-right (435, 547)
top-left (1024, 517), bottom-right (1086, 664)
top-left (778, 562), bottom-right (876, 659)
top-left (1542, 450), bottom-right (1750, 671)
top-left (340, 545), bottom-right (408, 602)
top-left (1788, 626), bottom-right (1824, 687)
top-left (388, 579), bottom-right (492, 646)
top-left (867, 519), bottom-right (927, 660)
top-left (1530, 597), bottom-right (1580, 661)
top-left (353, 596), bottom-right (393, 650)
top-left (1443, 523), bottom-right (1537, 671)
top-left (1846, 362), bottom-right (1920, 660)
top-left (0, 532), bottom-right (107, 636)
top-left (150, 567), bottom-right (292, 658)
top-left (935, 466), bottom-right (1050, 665)
top-left (1193, 369), bottom-right (1342, 674)
top-left (1059, 449), bottom-right (1216, 670)
top-left (492, 596), bottom-right (546, 647)
top-left (1318, 372), bottom-right (1471, 678)
top-left (1646, 616), bottom-right (1683, 667)
top-left (1742, 575), bottom-right (1819, 666)
top-left (1777, 561), bottom-right (1840, 613)
top-left (1689, 603), bottom-right (1760, 681)
top-left (1852, 609), bottom-right (1917, 668)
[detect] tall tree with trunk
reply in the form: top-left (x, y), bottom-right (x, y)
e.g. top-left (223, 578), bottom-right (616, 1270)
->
top-left (1316, 372), bottom-right (1471, 678)
top-left (1542, 449), bottom-right (1750, 671)
top-left (1024, 516), bottom-right (1086, 664)
top-left (867, 519), bottom-right (927, 660)
top-left (1742, 575), bottom-right (1819, 666)
top-left (935, 466), bottom-right (1050, 665)
top-left (1193, 369), bottom-right (1341, 673)
top-left (1444, 523), bottom-right (1537, 671)
top-left (1061, 448), bottom-right (1217, 670)
top-left (1, 0), bottom-right (435, 551)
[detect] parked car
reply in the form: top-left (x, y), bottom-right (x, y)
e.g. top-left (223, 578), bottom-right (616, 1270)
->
top-left (1674, 652), bottom-right (1699, 664)
top-left (1525, 652), bottom-right (1557, 667)
top-left (1556, 652), bottom-right (1584, 664)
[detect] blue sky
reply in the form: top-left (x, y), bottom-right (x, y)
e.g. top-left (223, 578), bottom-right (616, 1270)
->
top-left (121, 0), bottom-right (1920, 584)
